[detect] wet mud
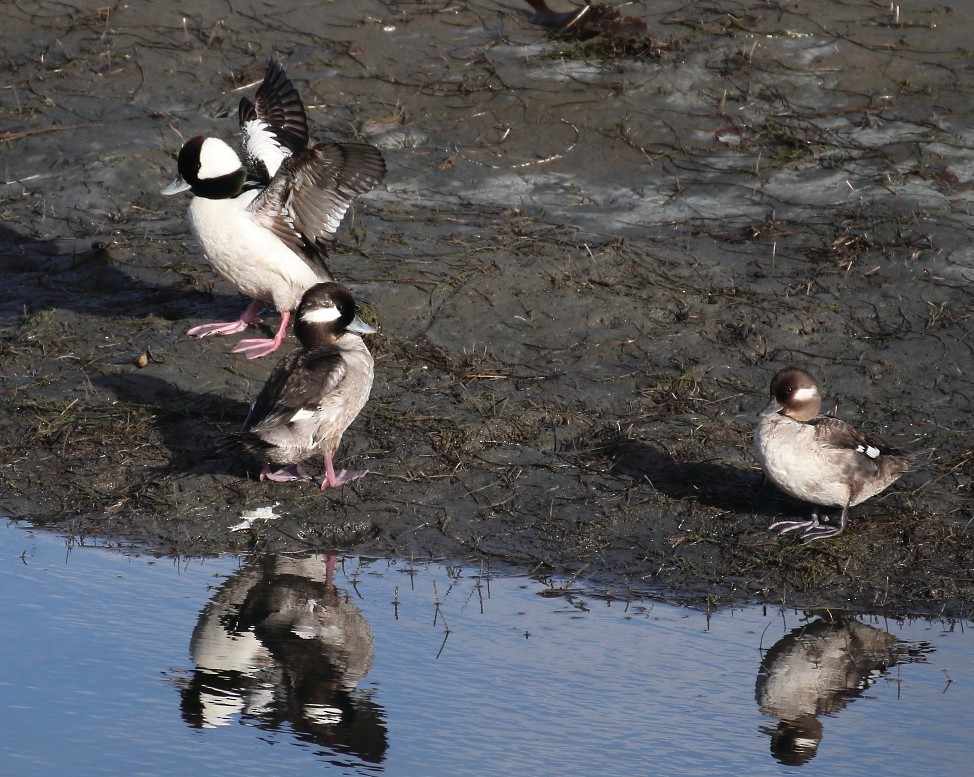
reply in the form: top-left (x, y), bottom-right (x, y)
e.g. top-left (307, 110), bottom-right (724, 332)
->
top-left (2, 0), bottom-right (974, 616)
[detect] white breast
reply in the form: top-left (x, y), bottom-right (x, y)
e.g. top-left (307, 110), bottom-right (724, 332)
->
top-left (188, 194), bottom-right (326, 311)
top-left (753, 416), bottom-right (852, 508)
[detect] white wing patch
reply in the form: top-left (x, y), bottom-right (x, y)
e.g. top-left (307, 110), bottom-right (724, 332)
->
top-left (856, 444), bottom-right (881, 459)
top-left (289, 408), bottom-right (318, 423)
top-left (321, 209), bottom-right (344, 237)
top-left (243, 119), bottom-right (290, 179)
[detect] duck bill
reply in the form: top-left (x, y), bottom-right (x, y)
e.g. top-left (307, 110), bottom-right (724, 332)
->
top-left (160, 175), bottom-right (191, 196)
top-left (347, 315), bottom-right (376, 335)
top-left (759, 398), bottom-right (783, 418)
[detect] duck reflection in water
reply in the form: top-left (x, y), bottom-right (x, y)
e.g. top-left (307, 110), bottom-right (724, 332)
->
top-left (756, 616), bottom-right (924, 766)
top-left (179, 554), bottom-right (386, 765)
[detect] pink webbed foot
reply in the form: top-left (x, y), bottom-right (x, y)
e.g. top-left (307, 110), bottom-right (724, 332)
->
top-left (187, 320), bottom-right (249, 337)
top-left (317, 452), bottom-right (369, 489)
top-left (232, 310), bottom-right (291, 360)
top-left (187, 299), bottom-right (263, 338)
top-left (318, 469), bottom-right (369, 490)
top-left (259, 463), bottom-right (312, 483)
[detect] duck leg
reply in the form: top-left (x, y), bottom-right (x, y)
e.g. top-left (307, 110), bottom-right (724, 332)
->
top-left (798, 505), bottom-right (849, 542)
top-left (232, 310), bottom-right (291, 360)
top-left (769, 514), bottom-right (822, 535)
top-left (769, 504), bottom-right (849, 542)
top-left (187, 299), bottom-right (263, 338)
top-left (317, 451), bottom-right (368, 490)
top-left (325, 554), bottom-right (336, 587)
top-left (260, 462), bottom-right (312, 482)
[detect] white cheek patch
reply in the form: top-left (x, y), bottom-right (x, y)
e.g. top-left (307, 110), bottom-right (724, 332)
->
top-left (198, 138), bottom-right (243, 180)
top-left (792, 387), bottom-right (819, 403)
top-left (300, 306), bottom-right (341, 324)
top-left (856, 444), bottom-right (881, 459)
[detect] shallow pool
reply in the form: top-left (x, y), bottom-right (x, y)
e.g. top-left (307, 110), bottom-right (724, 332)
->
top-left (1, 520), bottom-right (970, 776)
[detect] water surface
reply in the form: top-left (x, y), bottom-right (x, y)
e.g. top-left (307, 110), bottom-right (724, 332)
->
top-left (1, 521), bottom-right (970, 776)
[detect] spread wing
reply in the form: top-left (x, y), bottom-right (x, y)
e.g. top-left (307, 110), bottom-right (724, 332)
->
top-left (242, 347), bottom-right (347, 434)
top-left (249, 142), bottom-right (386, 262)
top-left (239, 61), bottom-right (310, 184)
top-left (810, 415), bottom-right (900, 463)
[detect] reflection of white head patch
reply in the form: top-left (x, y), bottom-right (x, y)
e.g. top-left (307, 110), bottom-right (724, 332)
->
top-left (301, 305), bottom-right (342, 325)
top-left (792, 386), bottom-right (819, 403)
top-left (198, 138), bottom-right (243, 180)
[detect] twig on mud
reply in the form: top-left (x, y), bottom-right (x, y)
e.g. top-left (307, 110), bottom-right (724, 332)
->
top-left (0, 121), bottom-right (103, 143)
top-left (538, 563), bottom-right (590, 597)
top-left (453, 119), bottom-right (578, 169)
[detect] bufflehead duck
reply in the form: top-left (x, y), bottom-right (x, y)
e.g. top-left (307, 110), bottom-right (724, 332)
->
top-left (161, 61), bottom-right (386, 359)
top-left (752, 366), bottom-right (917, 542)
top-left (183, 554), bottom-right (380, 744)
top-left (235, 282), bottom-right (374, 489)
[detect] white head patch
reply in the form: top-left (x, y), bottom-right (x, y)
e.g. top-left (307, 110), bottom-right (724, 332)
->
top-left (792, 386), bottom-right (819, 403)
top-left (301, 305), bottom-right (342, 325)
top-left (198, 137), bottom-right (243, 180)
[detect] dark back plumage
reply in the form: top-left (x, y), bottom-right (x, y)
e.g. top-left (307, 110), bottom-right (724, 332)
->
top-left (241, 347), bottom-right (346, 438)
top-left (808, 414), bottom-right (910, 482)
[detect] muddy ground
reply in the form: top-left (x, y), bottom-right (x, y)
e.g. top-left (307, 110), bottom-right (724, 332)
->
top-left (2, 0), bottom-right (974, 616)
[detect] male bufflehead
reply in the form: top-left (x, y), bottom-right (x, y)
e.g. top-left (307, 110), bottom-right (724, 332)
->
top-left (162, 61), bottom-right (385, 359)
top-left (752, 366), bottom-right (917, 541)
top-left (235, 282), bottom-right (374, 489)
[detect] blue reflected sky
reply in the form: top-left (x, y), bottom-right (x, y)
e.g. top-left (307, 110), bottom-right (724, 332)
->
top-left (1, 520), bottom-right (970, 776)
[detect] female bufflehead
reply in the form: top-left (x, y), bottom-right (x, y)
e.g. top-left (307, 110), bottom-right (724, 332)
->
top-left (752, 366), bottom-right (917, 542)
top-left (236, 282), bottom-right (374, 489)
top-left (162, 61), bottom-right (385, 359)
